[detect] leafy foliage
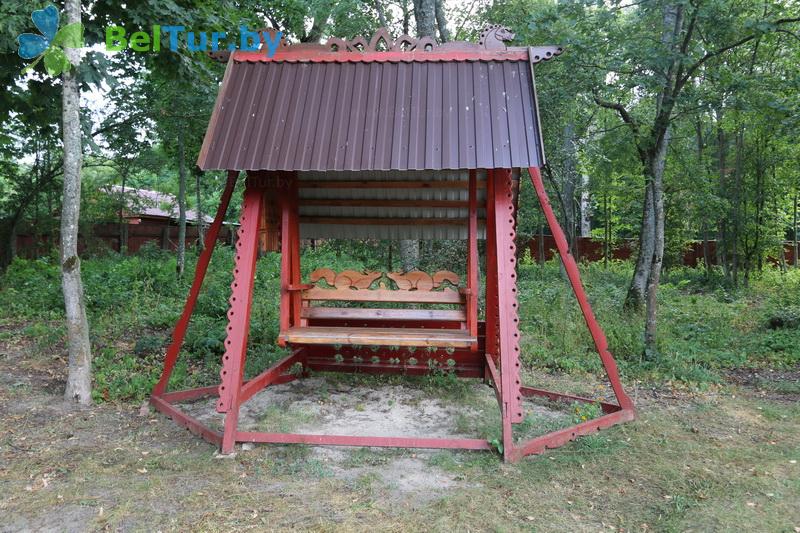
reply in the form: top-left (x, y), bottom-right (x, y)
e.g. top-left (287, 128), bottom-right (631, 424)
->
top-left (2, 247), bottom-right (798, 401)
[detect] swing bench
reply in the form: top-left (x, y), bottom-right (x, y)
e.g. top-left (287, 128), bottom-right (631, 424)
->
top-left (150, 26), bottom-right (636, 462)
top-left (280, 268), bottom-right (478, 348)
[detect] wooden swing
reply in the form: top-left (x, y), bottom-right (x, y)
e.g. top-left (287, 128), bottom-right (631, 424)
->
top-left (149, 26), bottom-right (635, 462)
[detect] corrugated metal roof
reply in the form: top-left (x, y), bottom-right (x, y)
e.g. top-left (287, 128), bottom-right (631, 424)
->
top-left (197, 56), bottom-right (545, 172)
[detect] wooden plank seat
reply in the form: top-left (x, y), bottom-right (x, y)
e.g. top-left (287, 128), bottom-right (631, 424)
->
top-left (282, 326), bottom-right (475, 347)
top-left (279, 268), bottom-right (477, 348)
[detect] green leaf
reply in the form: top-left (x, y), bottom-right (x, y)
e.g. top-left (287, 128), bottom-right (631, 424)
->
top-left (43, 47), bottom-right (70, 77)
top-left (52, 22), bottom-right (84, 49)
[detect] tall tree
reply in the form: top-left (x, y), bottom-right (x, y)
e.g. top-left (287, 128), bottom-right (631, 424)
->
top-left (61, 0), bottom-right (92, 404)
top-left (176, 127), bottom-right (187, 276)
top-left (399, 0), bottom-right (441, 271)
top-left (414, 0), bottom-right (437, 39)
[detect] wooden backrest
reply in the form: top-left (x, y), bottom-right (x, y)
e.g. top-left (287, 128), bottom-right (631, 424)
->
top-left (299, 269), bottom-right (466, 321)
top-left (302, 269), bottom-right (463, 303)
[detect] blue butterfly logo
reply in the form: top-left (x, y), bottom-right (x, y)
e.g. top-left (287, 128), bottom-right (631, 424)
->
top-left (16, 4), bottom-right (84, 77)
top-left (18, 5), bottom-right (59, 59)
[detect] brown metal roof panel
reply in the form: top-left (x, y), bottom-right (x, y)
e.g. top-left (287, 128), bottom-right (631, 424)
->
top-left (503, 61), bottom-right (529, 168)
top-left (487, 62), bottom-right (512, 168)
top-left (441, 62), bottom-right (459, 169)
top-left (423, 62), bottom-right (443, 169)
top-left (197, 58), bottom-right (544, 171)
top-left (204, 62), bottom-right (253, 170)
top-left (373, 63), bottom-right (397, 170)
top-left (309, 64), bottom-right (340, 170)
top-left (232, 64), bottom-right (265, 169)
top-left (457, 62), bottom-right (477, 169)
top-left (278, 63), bottom-right (312, 169)
top-left (407, 62), bottom-right (427, 169)
top-left (268, 64), bottom-right (301, 168)
top-left (359, 63), bottom-right (383, 170)
top-left (472, 62), bottom-right (493, 168)
top-left (295, 64), bottom-right (325, 170)
top-left (516, 62), bottom-right (543, 166)
top-left (342, 63), bottom-right (369, 170)
top-left (390, 62), bottom-right (411, 170)
top-left (327, 63), bottom-right (355, 169)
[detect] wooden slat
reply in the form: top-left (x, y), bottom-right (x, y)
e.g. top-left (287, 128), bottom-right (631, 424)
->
top-left (301, 307), bottom-right (466, 321)
top-left (298, 180), bottom-right (487, 189)
top-left (302, 287), bottom-right (464, 303)
top-left (282, 326), bottom-right (476, 347)
top-left (300, 217), bottom-right (484, 226)
top-left (300, 199), bottom-right (472, 208)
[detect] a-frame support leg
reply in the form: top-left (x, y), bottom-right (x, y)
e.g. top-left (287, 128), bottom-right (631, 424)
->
top-left (151, 171), bottom-right (239, 398)
top-left (490, 169), bottom-right (524, 461)
top-left (528, 167), bottom-right (634, 411)
top-left (217, 183), bottom-right (264, 454)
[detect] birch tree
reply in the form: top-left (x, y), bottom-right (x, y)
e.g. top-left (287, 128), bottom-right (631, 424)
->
top-left (61, 0), bottom-right (92, 404)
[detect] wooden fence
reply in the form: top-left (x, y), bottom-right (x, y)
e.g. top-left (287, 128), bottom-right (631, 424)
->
top-left (528, 235), bottom-right (798, 266)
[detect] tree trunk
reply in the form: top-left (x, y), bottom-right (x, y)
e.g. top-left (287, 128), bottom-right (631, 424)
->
top-left (624, 183), bottom-right (655, 311)
top-left (793, 191), bottom-right (798, 268)
top-left (402, 0), bottom-right (410, 35)
top-left (195, 169), bottom-right (205, 251)
top-left (538, 223), bottom-right (545, 264)
top-left (695, 120), bottom-right (712, 278)
top-left (643, 128), bottom-right (670, 358)
top-left (401, 0), bottom-right (437, 270)
top-left (62, 0), bottom-right (92, 405)
top-left (399, 239), bottom-right (419, 271)
top-left (413, 0), bottom-right (436, 39)
top-left (560, 122), bottom-right (579, 257)
top-left (118, 171), bottom-right (127, 253)
top-left (0, 217), bottom-right (20, 272)
top-left (580, 174), bottom-right (591, 237)
top-left (730, 127), bottom-right (744, 287)
top-left (603, 192), bottom-right (610, 268)
top-left (375, 0), bottom-right (388, 27)
top-left (716, 123), bottom-right (729, 279)
top-left (434, 0), bottom-right (450, 42)
top-left (176, 128), bottom-right (187, 276)
top-left (625, 1), bottom-right (681, 316)
top-left (702, 221), bottom-right (711, 276)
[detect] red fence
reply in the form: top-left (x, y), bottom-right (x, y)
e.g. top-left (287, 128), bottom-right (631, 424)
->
top-left (529, 236), bottom-right (799, 266)
top-left (15, 221), bottom-right (235, 259)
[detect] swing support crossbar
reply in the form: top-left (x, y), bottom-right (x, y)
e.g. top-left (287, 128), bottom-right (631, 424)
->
top-left (150, 167), bottom-right (635, 462)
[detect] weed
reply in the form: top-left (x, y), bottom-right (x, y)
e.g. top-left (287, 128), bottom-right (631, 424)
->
top-left (571, 401), bottom-right (602, 424)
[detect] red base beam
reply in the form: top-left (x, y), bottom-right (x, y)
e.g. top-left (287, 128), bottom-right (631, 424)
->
top-left (510, 408), bottom-right (635, 461)
top-left (236, 431), bottom-right (492, 450)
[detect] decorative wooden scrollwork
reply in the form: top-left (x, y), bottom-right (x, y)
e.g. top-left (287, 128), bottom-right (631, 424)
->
top-left (308, 269), bottom-right (460, 291)
top-left (310, 269), bottom-right (382, 289)
top-left (208, 25), bottom-right (545, 62)
top-left (387, 271), bottom-right (460, 291)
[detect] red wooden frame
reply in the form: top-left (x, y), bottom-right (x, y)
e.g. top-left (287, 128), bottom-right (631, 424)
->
top-left (466, 170), bottom-right (479, 349)
top-left (150, 167), bottom-right (635, 462)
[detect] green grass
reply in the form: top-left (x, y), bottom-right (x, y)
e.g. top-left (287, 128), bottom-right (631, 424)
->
top-left (1, 243), bottom-right (798, 403)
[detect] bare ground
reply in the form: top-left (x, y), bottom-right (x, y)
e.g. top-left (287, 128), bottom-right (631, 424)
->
top-left (1, 328), bottom-right (799, 532)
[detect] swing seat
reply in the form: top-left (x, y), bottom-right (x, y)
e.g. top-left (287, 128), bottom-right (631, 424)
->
top-left (279, 268), bottom-right (477, 348)
top-left (282, 326), bottom-right (475, 347)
